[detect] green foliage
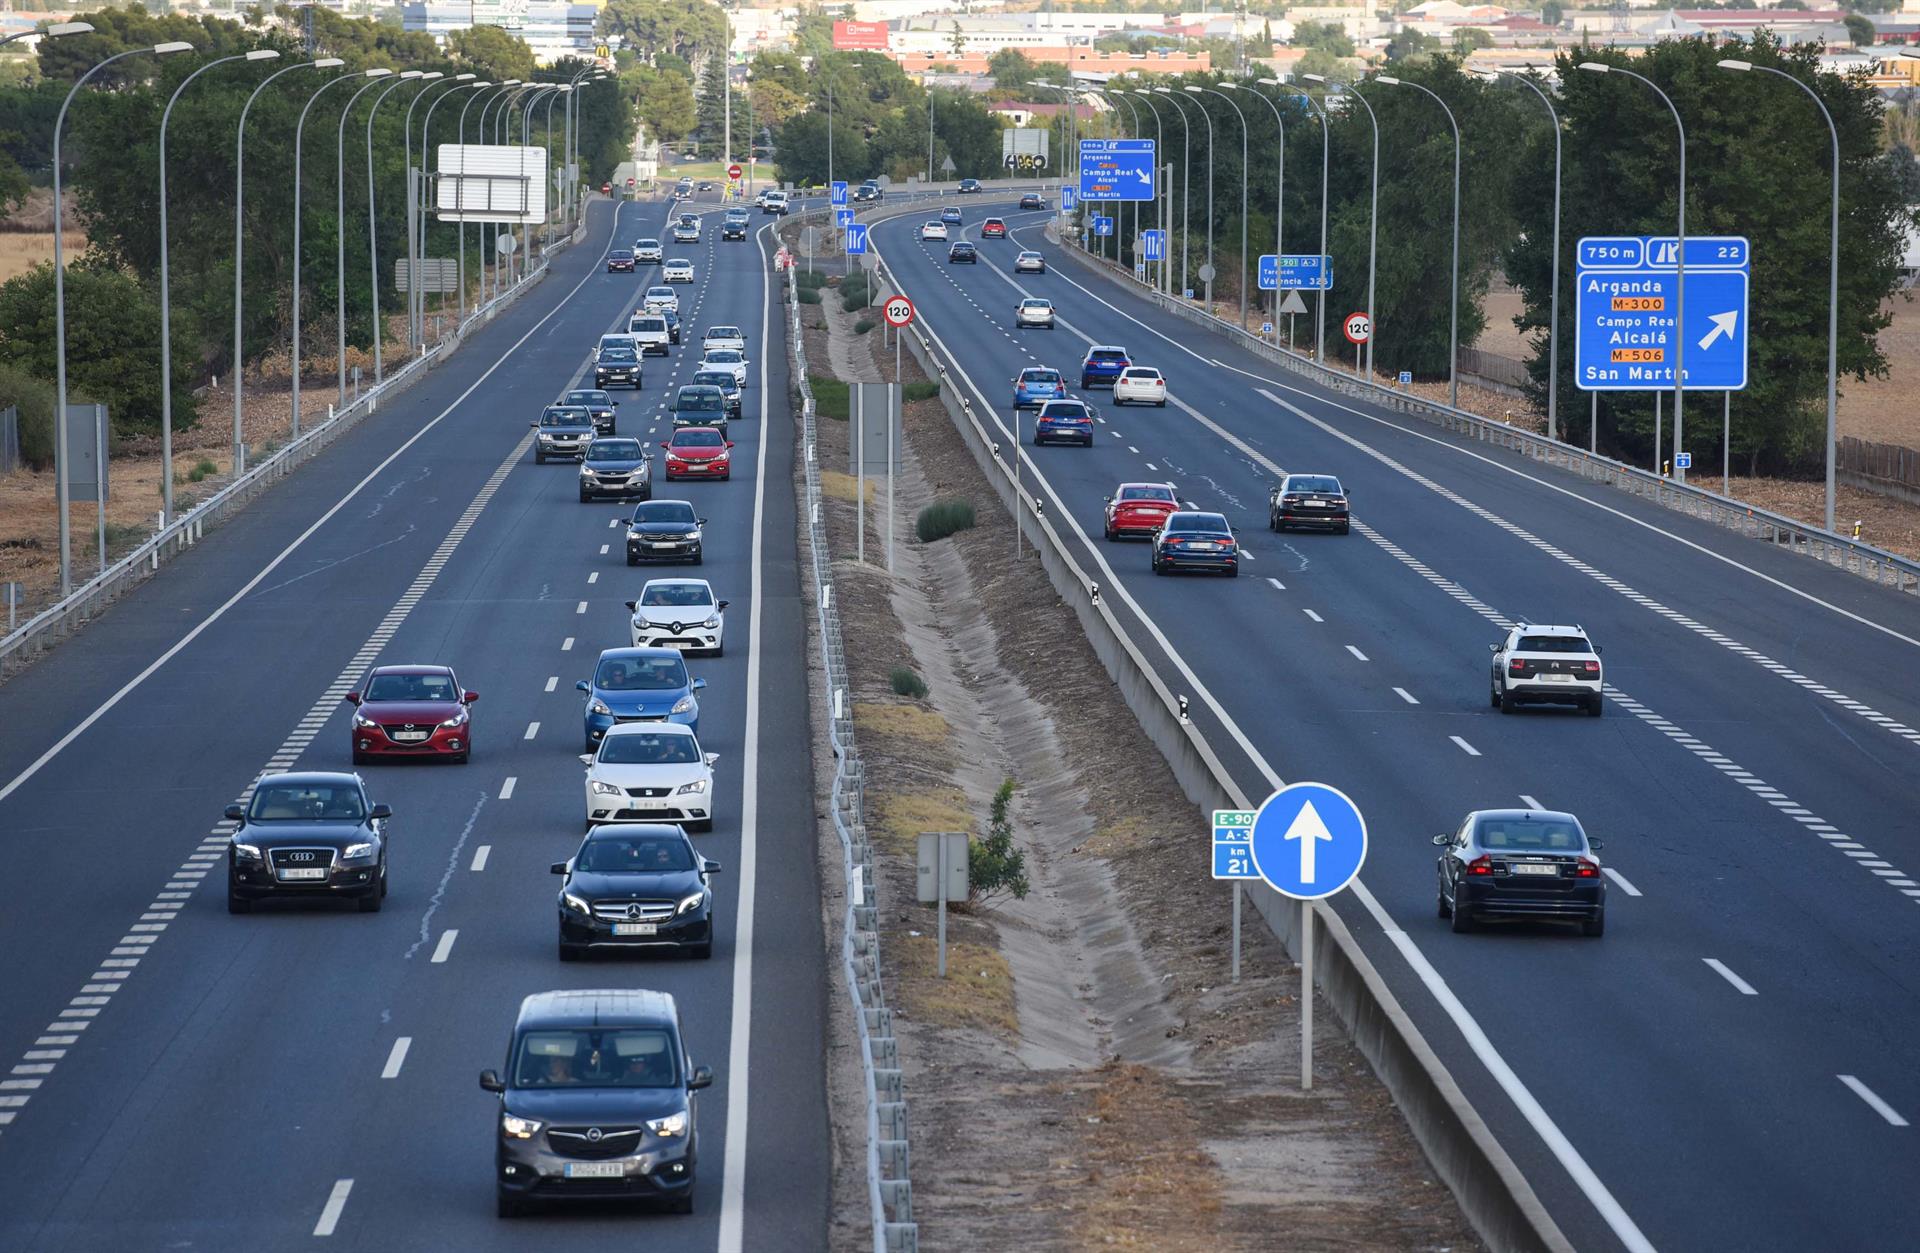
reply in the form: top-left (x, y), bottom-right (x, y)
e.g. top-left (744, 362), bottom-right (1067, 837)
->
top-left (446, 24), bottom-right (535, 82)
top-left (1844, 13), bottom-right (1876, 45)
top-left (839, 270), bottom-right (872, 311)
top-left (889, 667), bottom-right (928, 698)
top-left (796, 286), bottom-right (822, 304)
top-left (1292, 20), bottom-right (1356, 58)
top-left (969, 779), bottom-right (1030, 906)
top-left (1384, 29), bottom-right (1436, 62)
top-left (0, 358), bottom-right (56, 469)
top-left (853, 316), bottom-right (876, 334)
top-left (808, 373), bottom-right (848, 419)
top-left (597, 0), bottom-right (726, 65)
top-left (189, 457), bottom-right (217, 482)
top-left (1453, 27), bottom-right (1494, 53)
top-left (903, 380), bottom-right (940, 402)
top-left (915, 497), bottom-right (975, 542)
top-left (1542, 0), bottom-right (1565, 24)
top-left (990, 48), bottom-right (1038, 91)
top-left (625, 62), bottom-right (697, 145)
top-left (695, 52), bottom-right (749, 158)
top-left (794, 268), bottom-right (830, 290)
top-left (1886, 144), bottom-right (1920, 201)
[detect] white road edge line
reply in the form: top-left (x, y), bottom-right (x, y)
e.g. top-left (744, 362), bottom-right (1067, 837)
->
top-left (1838, 1075), bottom-right (1910, 1127)
top-left (312, 1179), bottom-right (353, 1237)
top-left (1702, 959), bottom-right (1758, 997)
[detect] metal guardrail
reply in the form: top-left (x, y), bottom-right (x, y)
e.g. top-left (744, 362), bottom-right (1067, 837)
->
top-left (1055, 236), bottom-right (1920, 598)
top-left (0, 237), bottom-right (578, 678)
top-left (786, 259), bottom-right (918, 1253)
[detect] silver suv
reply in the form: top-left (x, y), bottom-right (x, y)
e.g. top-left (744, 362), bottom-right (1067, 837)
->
top-left (1490, 624), bottom-right (1602, 716)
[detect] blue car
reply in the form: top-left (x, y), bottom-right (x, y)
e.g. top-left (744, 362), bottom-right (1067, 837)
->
top-left (576, 648), bottom-right (706, 749)
top-left (940, 207), bottom-right (962, 225)
top-left (1079, 345), bottom-right (1132, 389)
top-left (1012, 366), bottom-right (1064, 411)
top-left (1151, 511), bottom-right (1240, 577)
top-left (1033, 398), bottom-right (1095, 447)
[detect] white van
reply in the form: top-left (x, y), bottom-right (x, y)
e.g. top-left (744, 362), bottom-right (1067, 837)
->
top-left (762, 190), bottom-right (789, 216)
top-left (627, 314), bottom-right (671, 356)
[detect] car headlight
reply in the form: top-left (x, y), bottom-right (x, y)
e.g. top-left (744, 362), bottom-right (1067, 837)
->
top-left (588, 699), bottom-right (611, 716)
top-left (674, 890), bottom-right (706, 917)
top-left (439, 710), bottom-right (468, 728)
top-left (702, 615), bottom-right (721, 630)
top-left (501, 1113), bottom-right (543, 1139)
top-left (579, 463), bottom-right (593, 476)
top-left (232, 842), bottom-right (262, 861)
top-left (646, 1111), bottom-right (688, 1138)
top-left (341, 841), bottom-right (375, 861)
top-left (675, 778), bottom-right (707, 796)
top-left (590, 779), bottom-right (623, 796)
top-left (671, 695), bottom-right (695, 715)
top-left (562, 891), bottom-right (592, 915)
top-left (353, 713), bottom-right (377, 729)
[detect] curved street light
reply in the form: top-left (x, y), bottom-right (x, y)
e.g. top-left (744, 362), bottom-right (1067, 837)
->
top-left (292, 67), bottom-right (376, 436)
top-left (1484, 68), bottom-right (1563, 439)
top-left (1306, 74), bottom-right (1379, 379)
top-left (1180, 86), bottom-right (1220, 310)
top-left (1130, 90), bottom-right (1171, 294)
top-left (1153, 87), bottom-right (1193, 298)
top-left (336, 70), bottom-right (395, 406)
top-left (1260, 78), bottom-right (1329, 362)
top-left (455, 81), bottom-right (516, 321)
top-left (1223, 82), bottom-right (1284, 335)
top-left (420, 79), bottom-right (489, 336)
top-left (403, 72), bottom-right (463, 347)
top-left (366, 71), bottom-right (426, 385)
top-left (1196, 86), bottom-right (1249, 331)
top-left (1379, 75), bottom-right (1461, 406)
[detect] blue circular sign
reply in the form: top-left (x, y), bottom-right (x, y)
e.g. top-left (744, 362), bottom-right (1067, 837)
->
top-left (1247, 782), bottom-right (1368, 901)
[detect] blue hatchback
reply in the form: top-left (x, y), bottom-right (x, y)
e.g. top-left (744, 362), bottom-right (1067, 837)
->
top-left (940, 207), bottom-right (962, 225)
top-left (1013, 367), bottom-right (1064, 411)
top-left (1034, 399), bottom-right (1095, 447)
top-left (576, 648), bottom-right (706, 749)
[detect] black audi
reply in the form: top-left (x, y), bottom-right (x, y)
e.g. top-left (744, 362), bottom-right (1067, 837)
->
top-left (1435, 809), bottom-right (1606, 936)
top-left (1150, 511), bottom-right (1239, 577)
top-left (947, 241), bottom-right (977, 264)
top-left (563, 388), bottom-right (619, 434)
top-left (226, 772), bottom-right (391, 914)
top-left (623, 499), bottom-right (705, 566)
top-left (554, 824), bottom-right (720, 961)
top-left (1268, 473), bottom-right (1350, 534)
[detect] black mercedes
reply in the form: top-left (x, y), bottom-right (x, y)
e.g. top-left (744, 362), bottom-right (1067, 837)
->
top-left (554, 824), bottom-right (721, 961)
top-left (226, 772), bottom-right (391, 914)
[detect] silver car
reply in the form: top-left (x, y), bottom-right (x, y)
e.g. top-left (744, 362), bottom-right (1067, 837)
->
top-left (634, 238), bottom-right (662, 263)
top-left (1014, 250), bottom-right (1047, 274)
top-left (1015, 298), bottom-right (1055, 329)
top-left (662, 258), bottom-right (695, 283)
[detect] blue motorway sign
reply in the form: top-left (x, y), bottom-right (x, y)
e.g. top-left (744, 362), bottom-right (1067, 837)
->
top-left (1140, 229), bottom-right (1166, 262)
top-left (1079, 138), bottom-right (1155, 202)
top-left (1258, 253), bottom-right (1333, 292)
top-left (830, 180), bottom-right (848, 207)
top-left (1212, 810), bottom-right (1257, 880)
top-left (1575, 235), bottom-right (1749, 392)
top-left (1092, 215), bottom-right (1113, 237)
top-left (835, 208), bottom-right (855, 229)
top-left (1060, 186), bottom-right (1077, 211)
top-left (1675, 451), bottom-right (1693, 470)
top-left (1248, 783), bottom-right (1368, 901)
top-left (845, 223), bottom-right (869, 255)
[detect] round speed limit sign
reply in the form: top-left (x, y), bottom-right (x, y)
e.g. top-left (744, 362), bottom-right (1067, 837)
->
top-left (1343, 311), bottom-right (1372, 345)
top-left (883, 295), bottom-right (915, 328)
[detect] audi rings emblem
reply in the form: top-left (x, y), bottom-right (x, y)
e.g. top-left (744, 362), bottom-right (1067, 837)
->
top-left (586, 1127), bottom-right (604, 1143)
top-left (288, 851), bottom-right (317, 863)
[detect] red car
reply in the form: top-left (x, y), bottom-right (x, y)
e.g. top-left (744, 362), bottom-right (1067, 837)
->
top-left (661, 427), bottom-right (734, 480)
top-left (1103, 481), bottom-right (1181, 541)
top-left (981, 218), bottom-right (1007, 238)
top-left (346, 665), bottom-right (477, 764)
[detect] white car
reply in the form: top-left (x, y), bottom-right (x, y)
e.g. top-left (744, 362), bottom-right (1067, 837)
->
top-left (633, 238), bottom-right (662, 263)
top-left (581, 722), bottom-right (718, 832)
top-left (643, 286), bottom-right (680, 314)
top-left (1112, 366), bottom-right (1167, 406)
top-left (1014, 250), bottom-right (1047, 274)
top-left (1489, 623), bottom-right (1604, 716)
top-left (920, 221), bottom-right (949, 242)
top-left (1015, 298), bottom-right (1055, 329)
top-left (698, 349), bottom-right (748, 387)
top-left (671, 221), bottom-right (699, 243)
top-left (627, 313), bottom-right (671, 356)
top-left (703, 325), bottom-right (746, 354)
top-left (627, 578), bottom-right (727, 655)
top-left (662, 258), bottom-right (695, 283)
top-left (762, 191), bottom-right (789, 215)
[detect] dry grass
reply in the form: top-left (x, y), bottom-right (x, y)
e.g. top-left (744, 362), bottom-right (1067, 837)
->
top-left (0, 231), bottom-right (82, 285)
top-left (1069, 1063), bottom-right (1227, 1252)
top-left (890, 935), bottom-right (1019, 1036)
top-left (852, 700), bottom-right (951, 747)
top-left (870, 785), bottom-right (974, 853)
top-left (819, 469), bottom-right (876, 504)
top-left (1721, 475), bottom-right (1920, 560)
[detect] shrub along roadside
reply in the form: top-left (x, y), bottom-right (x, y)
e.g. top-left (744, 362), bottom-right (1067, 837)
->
top-left (916, 498), bottom-right (975, 542)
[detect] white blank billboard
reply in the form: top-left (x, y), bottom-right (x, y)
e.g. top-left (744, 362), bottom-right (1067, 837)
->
top-left (436, 144), bottom-right (549, 224)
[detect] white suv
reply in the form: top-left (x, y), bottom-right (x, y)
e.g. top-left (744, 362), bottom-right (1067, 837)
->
top-left (1490, 624), bottom-right (1603, 716)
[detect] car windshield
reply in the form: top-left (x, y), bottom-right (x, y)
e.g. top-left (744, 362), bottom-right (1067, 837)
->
top-left (952, 243), bottom-right (973, 252)
top-left (365, 672), bottom-right (457, 702)
top-left (598, 731), bottom-right (702, 765)
top-left (692, 372), bottom-right (736, 391)
top-left (576, 831), bottom-right (698, 873)
top-left (674, 429), bottom-right (725, 447)
top-left (676, 390), bottom-right (724, 411)
top-left (705, 351), bottom-right (742, 364)
top-left (1022, 300), bottom-right (1050, 309)
top-left (1288, 476), bottom-right (1342, 494)
top-left (1518, 635), bottom-right (1592, 653)
top-left (1475, 819), bottom-right (1587, 852)
top-left (594, 656), bottom-right (689, 691)
top-left (986, 219), bottom-right (1003, 227)
top-left (1168, 513), bottom-right (1228, 533)
top-left (1020, 252), bottom-right (1042, 260)
top-left (249, 783), bottom-right (365, 822)
top-left (567, 391), bottom-right (610, 405)
top-left (1041, 403), bottom-right (1089, 420)
top-left (636, 239), bottom-right (658, 248)
top-left (709, 327), bottom-right (742, 339)
top-left (632, 501), bottom-right (697, 525)
top-left (1022, 370), bottom-right (1060, 384)
top-left (634, 319), bottom-right (666, 333)
top-left (1091, 351), bottom-right (1128, 362)
top-left (600, 346), bottom-right (636, 363)
top-left (510, 1028), bottom-right (680, 1089)
top-left (1119, 486), bottom-right (1175, 502)
top-left (641, 583), bottom-right (714, 608)
top-left (648, 288), bottom-right (673, 298)
top-left (588, 439), bottom-right (644, 460)
top-left (610, 250), bottom-right (633, 260)
top-left (542, 408), bottom-right (590, 426)
top-left (1123, 368), bottom-right (1160, 380)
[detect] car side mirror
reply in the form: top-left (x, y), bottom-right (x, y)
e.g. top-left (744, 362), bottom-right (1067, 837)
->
top-left (1595, 646), bottom-right (1604, 655)
top-left (689, 1065), bottom-right (714, 1091)
top-left (703, 859), bottom-right (724, 875)
top-left (726, 441), bottom-right (735, 449)
top-left (344, 691), bottom-right (362, 706)
top-left (550, 861), bottom-right (569, 875)
top-left (1431, 834), bottom-right (1450, 846)
top-left (463, 691), bottom-right (479, 704)
top-left (698, 518), bottom-right (708, 526)
top-left (692, 678), bottom-right (707, 691)
top-left (716, 600), bottom-right (729, 611)
top-left (575, 680), bottom-right (591, 693)
top-left (479, 1070), bottom-right (504, 1093)
top-left (625, 600), bottom-right (639, 611)
top-left (529, 421), bottom-right (539, 428)
top-left (225, 804), bottom-right (247, 821)
top-left (579, 753), bottom-right (595, 766)
top-left (370, 804), bottom-right (393, 821)
top-left (661, 441), bottom-right (671, 448)
top-left (612, 400), bottom-right (621, 406)
top-left (704, 752), bottom-right (719, 767)
top-left (1589, 838), bottom-right (1605, 851)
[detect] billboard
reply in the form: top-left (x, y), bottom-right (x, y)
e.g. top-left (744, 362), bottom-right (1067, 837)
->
top-left (1001, 127), bottom-right (1050, 164)
top-left (832, 20), bottom-right (889, 50)
top-left (435, 145), bottom-right (550, 224)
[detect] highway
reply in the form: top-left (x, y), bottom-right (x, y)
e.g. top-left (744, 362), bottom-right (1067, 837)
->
top-left (871, 199), bottom-right (1920, 1253)
top-left (0, 194), bottom-right (828, 1250)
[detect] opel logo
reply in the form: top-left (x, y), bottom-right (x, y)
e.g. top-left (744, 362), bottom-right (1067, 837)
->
top-left (289, 852), bottom-right (316, 863)
top-left (586, 1127), bottom-right (604, 1143)
top-left (627, 904), bottom-right (643, 920)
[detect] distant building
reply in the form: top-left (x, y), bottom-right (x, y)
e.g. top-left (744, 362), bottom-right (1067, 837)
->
top-left (400, 1), bottom-right (600, 65)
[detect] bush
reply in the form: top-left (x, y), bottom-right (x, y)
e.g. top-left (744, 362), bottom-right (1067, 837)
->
top-left (915, 497), bottom-right (975, 543)
top-left (903, 380), bottom-right (940, 403)
top-left (808, 374), bottom-right (849, 420)
top-left (969, 779), bottom-right (1030, 906)
top-left (794, 269), bottom-right (829, 291)
top-left (853, 317), bottom-right (876, 334)
top-left (840, 271), bottom-right (873, 312)
top-left (0, 359), bottom-right (57, 469)
top-left (889, 667), bottom-right (928, 699)
top-left (796, 287), bottom-right (821, 304)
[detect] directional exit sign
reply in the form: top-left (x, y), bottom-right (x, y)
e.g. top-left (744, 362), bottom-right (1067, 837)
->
top-left (1079, 138), bottom-right (1155, 202)
top-left (1575, 235), bottom-right (1749, 392)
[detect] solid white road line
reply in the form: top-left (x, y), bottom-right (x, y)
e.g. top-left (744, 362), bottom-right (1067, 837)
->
top-left (429, 930), bottom-right (458, 964)
top-left (471, 845), bottom-right (491, 873)
top-left (312, 1179), bottom-right (354, 1237)
top-left (381, 1037), bottom-right (412, 1078)
top-left (1519, 794), bottom-right (1543, 810)
top-left (523, 722), bottom-right (539, 741)
top-left (1345, 645), bottom-right (1369, 662)
top-left (1393, 687), bottom-right (1420, 705)
top-left (498, 777), bottom-right (516, 800)
top-left (1702, 959), bottom-right (1758, 997)
top-left (1450, 735), bottom-right (1482, 757)
top-left (1838, 1075), bottom-right (1910, 1127)
top-left (1602, 867), bottom-right (1642, 897)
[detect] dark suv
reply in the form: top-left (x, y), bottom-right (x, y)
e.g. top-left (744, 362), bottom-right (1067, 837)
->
top-left (671, 385), bottom-right (729, 437)
top-left (226, 773), bottom-right (391, 914)
top-left (553, 824), bottom-right (722, 960)
top-left (481, 989), bottom-right (714, 1216)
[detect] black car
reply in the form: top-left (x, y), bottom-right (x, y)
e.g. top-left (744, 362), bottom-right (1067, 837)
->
top-left (624, 499), bottom-right (705, 566)
top-left (947, 241), bottom-right (977, 264)
top-left (481, 989), bottom-right (713, 1216)
top-left (553, 824), bottom-right (721, 961)
top-left (606, 249), bottom-right (636, 273)
top-left (226, 772), bottom-right (391, 914)
top-left (533, 405), bottom-right (597, 463)
top-left (1019, 192), bottom-right (1045, 210)
top-left (689, 370), bottom-right (743, 419)
top-left (1435, 809), bottom-right (1606, 936)
top-left (1150, 511), bottom-right (1239, 577)
top-left (958, 178), bottom-right (983, 194)
top-left (1268, 473), bottom-right (1349, 534)
top-left (721, 214), bottom-right (748, 241)
top-left (564, 388), bottom-right (618, 434)
top-left (595, 344), bottom-right (642, 389)
top-left (580, 437), bottom-right (653, 502)
top-left (853, 182), bottom-right (882, 202)
top-left (661, 307), bottom-right (683, 346)
top-left (671, 385), bottom-right (729, 437)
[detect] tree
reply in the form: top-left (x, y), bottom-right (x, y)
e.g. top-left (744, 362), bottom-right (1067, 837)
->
top-left (1883, 142), bottom-right (1920, 201)
top-left (1454, 27), bottom-right (1494, 53)
top-left (1291, 19), bottom-right (1356, 57)
top-left (626, 64), bottom-right (696, 146)
top-left (446, 24), bottom-right (535, 83)
top-left (991, 49), bottom-right (1039, 90)
top-left (1844, 13), bottom-right (1876, 45)
top-left (598, 0), bottom-right (726, 65)
top-left (1542, 0), bottom-right (1565, 26)
top-left (949, 22), bottom-right (965, 57)
top-left (1384, 29), bottom-right (1436, 62)
top-left (773, 106), bottom-right (869, 184)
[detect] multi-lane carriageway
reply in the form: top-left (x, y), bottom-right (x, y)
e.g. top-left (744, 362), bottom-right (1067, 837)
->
top-left (872, 199), bottom-right (1920, 1252)
top-left (0, 194), bottom-right (828, 1250)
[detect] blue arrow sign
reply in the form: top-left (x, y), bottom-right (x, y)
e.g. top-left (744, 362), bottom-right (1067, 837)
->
top-left (1140, 229), bottom-right (1166, 262)
top-left (1575, 234), bottom-right (1749, 392)
top-left (1060, 186), bottom-right (1077, 211)
top-left (1258, 254), bottom-right (1333, 291)
top-left (845, 223), bottom-right (869, 255)
top-left (1092, 215), bottom-right (1113, 236)
top-left (1212, 810), bottom-right (1258, 880)
top-left (1079, 138), bottom-right (1155, 202)
top-left (835, 208), bottom-right (855, 229)
top-left (830, 180), bottom-right (848, 206)
top-left (1248, 783), bottom-right (1367, 900)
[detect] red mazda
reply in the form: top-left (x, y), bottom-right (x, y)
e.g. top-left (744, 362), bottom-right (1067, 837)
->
top-left (661, 427), bottom-right (734, 481)
top-left (346, 665), bottom-right (477, 764)
top-left (1103, 482), bottom-right (1181, 541)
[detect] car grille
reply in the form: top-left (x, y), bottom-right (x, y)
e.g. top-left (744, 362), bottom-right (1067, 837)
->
top-left (624, 786), bottom-right (672, 798)
top-left (268, 847), bottom-right (335, 870)
top-left (611, 714), bottom-right (668, 725)
top-left (380, 722), bottom-right (434, 740)
top-left (546, 1125), bottom-right (645, 1159)
top-left (589, 899), bottom-right (677, 921)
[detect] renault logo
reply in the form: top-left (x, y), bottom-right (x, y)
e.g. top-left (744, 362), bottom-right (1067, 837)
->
top-left (586, 1127), bottom-right (604, 1143)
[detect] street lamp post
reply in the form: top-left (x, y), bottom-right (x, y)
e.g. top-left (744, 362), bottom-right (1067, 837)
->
top-left (406, 73), bottom-right (467, 348)
top-left (337, 70), bottom-right (395, 406)
top-left (421, 81), bottom-right (488, 342)
top-left (454, 82), bottom-right (508, 322)
top-left (1486, 69), bottom-right (1563, 439)
top-left (292, 68), bottom-right (370, 439)
top-left (1224, 82), bottom-right (1284, 336)
top-left (1264, 78), bottom-right (1329, 363)
top-left (1153, 87), bottom-right (1191, 299)
top-left (1580, 61), bottom-right (1686, 479)
top-left (366, 72), bottom-right (424, 386)
top-left (478, 81), bottom-right (524, 304)
top-left (56, 39), bottom-right (184, 592)
top-left (1131, 90), bottom-right (1170, 293)
top-left (1197, 86), bottom-right (1248, 331)
top-left (1177, 87), bottom-right (1217, 310)
top-left (1108, 90), bottom-right (1145, 266)
top-left (1305, 75), bottom-right (1376, 378)
top-left (1379, 75), bottom-right (1461, 407)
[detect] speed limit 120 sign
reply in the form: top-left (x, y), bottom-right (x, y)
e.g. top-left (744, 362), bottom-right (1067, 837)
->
top-left (883, 295), bottom-right (915, 328)
top-left (1342, 312), bottom-right (1372, 345)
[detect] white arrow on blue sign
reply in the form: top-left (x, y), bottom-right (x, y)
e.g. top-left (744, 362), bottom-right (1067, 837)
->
top-left (830, 181), bottom-right (848, 206)
top-left (1247, 783), bottom-right (1367, 900)
top-left (835, 208), bottom-right (855, 229)
top-left (1140, 229), bottom-right (1166, 261)
top-left (1574, 234), bottom-right (1749, 392)
top-left (1061, 187), bottom-right (1077, 210)
top-left (845, 223), bottom-right (869, 255)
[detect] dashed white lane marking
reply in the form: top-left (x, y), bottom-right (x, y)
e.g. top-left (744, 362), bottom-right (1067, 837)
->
top-left (1302, 609), bottom-right (1323, 623)
top-left (545, 676), bottom-right (558, 692)
top-left (609, 518), bottom-right (620, 528)
top-left (1838, 1075), bottom-right (1909, 1127)
top-left (587, 572), bottom-right (599, 584)
top-left (1450, 735), bottom-right (1482, 757)
top-left (1266, 577), bottom-right (1286, 591)
top-left (1519, 794), bottom-right (1543, 810)
top-left (1703, 959), bottom-right (1758, 996)
top-left (471, 845), bottom-right (491, 872)
top-left (600, 544), bottom-right (610, 555)
top-left (499, 777), bottom-right (516, 800)
top-left (561, 637), bottom-right (575, 651)
top-left (313, 1179), bottom-right (354, 1236)
top-left (1394, 687), bottom-right (1420, 705)
top-left (1345, 645), bottom-right (1369, 662)
top-left (429, 930), bottom-right (458, 964)
top-left (381, 1037), bottom-right (412, 1079)
top-left (1128, 444), bottom-right (1139, 453)
top-left (524, 722), bottom-right (540, 740)
top-left (1603, 867), bottom-right (1642, 897)
top-left (1144, 462), bottom-right (1158, 471)
top-left (575, 600), bottom-right (588, 614)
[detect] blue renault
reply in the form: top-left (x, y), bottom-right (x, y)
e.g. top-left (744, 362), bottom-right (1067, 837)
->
top-left (577, 648), bottom-right (705, 750)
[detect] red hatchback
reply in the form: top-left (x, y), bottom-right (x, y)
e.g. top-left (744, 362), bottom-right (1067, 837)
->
top-left (1103, 482), bottom-right (1180, 541)
top-left (662, 427), bottom-right (734, 481)
top-left (982, 218), bottom-right (1007, 238)
top-left (346, 665), bottom-right (477, 764)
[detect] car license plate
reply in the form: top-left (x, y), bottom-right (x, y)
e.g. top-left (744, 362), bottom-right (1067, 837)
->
top-left (277, 867), bottom-right (327, 881)
top-left (1192, 542), bottom-right (1218, 550)
top-left (652, 541), bottom-right (680, 549)
top-left (1543, 673), bottom-right (1572, 683)
top-left (1511, 863), bottom-right (1558, 876)
top-left (613, 922), bottom-right (657, 936)
top-left (1305, 501), bottom-right (1326, 508)
top-left (565, 1161), bottom-right (626, 1178)
top-left (393, 730), bottom-right (429, 742)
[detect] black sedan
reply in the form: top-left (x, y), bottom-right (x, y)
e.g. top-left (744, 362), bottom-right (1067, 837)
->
top-left (554, 823), bottom-right (721, 960)
top-left (564, 388), bottom-right (618, 434)
top-left (1435, 809), bottom-right (1606, 936)
top-left (1150, 511), bottom-right (1239, 576)
top-left (1268, 473), bottom-right (1350, 534)
top-left (226, 773), bottom-right (391, 914)
top-left (1019, 192), bottom-right (1045, 210)
top-left (580, 437), bottom-right (653, 502)
top-left (623, 498), bottom-right (705, 566)
top-left (947, 241), bottom-right (978, 264)
top-left (957, 178), bottom-right (983, 194)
